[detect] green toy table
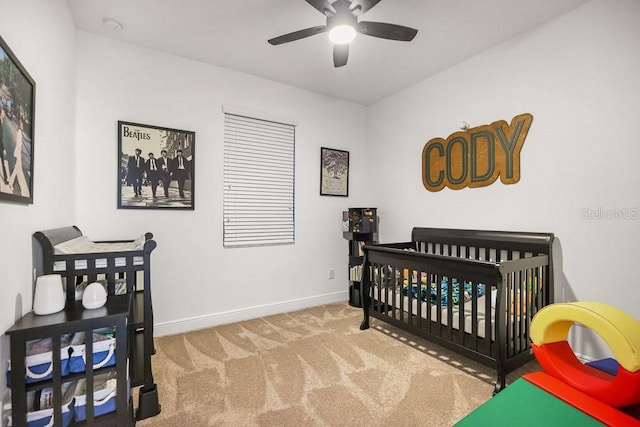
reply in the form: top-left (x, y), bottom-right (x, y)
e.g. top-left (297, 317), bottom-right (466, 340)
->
top-left (455, 377), bottom-right (605, 426)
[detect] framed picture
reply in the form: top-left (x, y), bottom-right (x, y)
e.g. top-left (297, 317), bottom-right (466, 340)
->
top-left (320, 147), bottom-right (349, 197)
top-left (0, 35), bottom-right (35, 204)
top-left (118, 121), bottom-right (195, 210)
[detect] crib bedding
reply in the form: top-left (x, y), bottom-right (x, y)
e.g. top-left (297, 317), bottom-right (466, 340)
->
top-left (373, 286), bottom-right (532, 341)
top-left (374, 285), bottom-right (494, 339)
top-left (403, 279), bottom-right (485, 306)
top-left (360, 228), bottom-right (554, 394)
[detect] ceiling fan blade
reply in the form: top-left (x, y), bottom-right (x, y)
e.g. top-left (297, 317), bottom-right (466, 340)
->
top-left (358, 21), bottom-right (418, 41)
top-left (333, 44), bottom-right (349, 67)
top-left (268, 25), bottom-right (328, 45)
top-left (349, 0), bottom-right (382, 16)
top-left (305, 0), bottom-right (336, 16)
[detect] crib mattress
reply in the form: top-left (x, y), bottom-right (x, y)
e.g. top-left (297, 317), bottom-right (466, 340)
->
top-left (52, 235), bottom-right (146, 271)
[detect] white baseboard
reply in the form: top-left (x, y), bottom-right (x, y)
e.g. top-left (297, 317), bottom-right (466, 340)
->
top-left (153, 291), bottom-right (349, 337)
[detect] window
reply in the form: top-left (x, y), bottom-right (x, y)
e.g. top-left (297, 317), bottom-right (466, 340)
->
top-left (223, 109), bottom-right (295, 247)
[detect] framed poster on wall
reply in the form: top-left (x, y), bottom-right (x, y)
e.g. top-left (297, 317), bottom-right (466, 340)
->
top-left (320, 147), bottom-right (349, 197)
top-left (0, 35), bottom-right (35, 204)
top-left (118, 121), bottom-right (195, 210)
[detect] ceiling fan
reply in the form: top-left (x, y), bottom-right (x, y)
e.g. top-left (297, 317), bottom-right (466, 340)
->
top-left (268, 0), bottom-right (418, 67)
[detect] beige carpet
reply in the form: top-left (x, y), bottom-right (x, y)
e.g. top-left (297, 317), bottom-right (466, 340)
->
top-left (137, 302), bottom-right (538, 426)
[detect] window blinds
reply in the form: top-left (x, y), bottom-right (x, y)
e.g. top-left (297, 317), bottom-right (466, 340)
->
top-left (223, 113), bottom-right (295, 247)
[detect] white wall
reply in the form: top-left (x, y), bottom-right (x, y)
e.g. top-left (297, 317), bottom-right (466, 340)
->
top-left (74, 32), bottom-right (369, 335)
top-left (0, 0), bottom-right (77, 417)
top-left (367, 0), bottom-right (640, 358)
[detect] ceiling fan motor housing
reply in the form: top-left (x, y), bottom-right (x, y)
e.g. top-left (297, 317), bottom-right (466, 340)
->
top-left (327, 10), bottom-right (358, 30)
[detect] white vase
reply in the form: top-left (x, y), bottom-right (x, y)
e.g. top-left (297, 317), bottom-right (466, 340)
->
top-left (82, 282), bottom-right (107, 309)
top-left (33, 274), bottom-right (66, 315)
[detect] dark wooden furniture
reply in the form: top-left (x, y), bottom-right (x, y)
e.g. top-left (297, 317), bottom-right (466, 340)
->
top-left (344, 232), bottom-right (378, 307)
top-left (6, 296), bottom-right (131, 426)
top-left (343, 208), bottom-right (378, 307)
top-left (32, 226), bottom-right (160, 420)
top-left (360, 227), bottom-right (554, 394)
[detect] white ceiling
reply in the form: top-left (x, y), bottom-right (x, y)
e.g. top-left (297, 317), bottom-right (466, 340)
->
top-left (67, 0), bottom-right (589, 106)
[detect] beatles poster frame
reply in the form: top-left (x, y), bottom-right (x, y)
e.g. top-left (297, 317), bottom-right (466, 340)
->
top-left (0, 35), bottom-right (36, 204)
top-left (320, 147), bottom-right (349, 197)
top-left (118, 121), bottom-right (195, 210)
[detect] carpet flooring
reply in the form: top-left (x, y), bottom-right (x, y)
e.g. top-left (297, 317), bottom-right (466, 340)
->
top-left (137, 302), bottom-right (537, 426)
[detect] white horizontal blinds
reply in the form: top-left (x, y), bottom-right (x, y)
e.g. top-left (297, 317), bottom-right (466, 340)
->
top-left (223, 113), bottom-right (295, 247)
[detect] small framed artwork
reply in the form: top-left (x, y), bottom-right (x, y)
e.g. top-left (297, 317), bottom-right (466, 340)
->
top-left (118, 121), bottom-right (195, 210)
top-left (0, 35), bottom-right (36, 204)
top-left (320, 147), bottom-right (349, 197)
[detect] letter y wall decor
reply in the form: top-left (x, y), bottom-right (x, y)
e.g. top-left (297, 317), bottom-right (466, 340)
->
top-left (422, 113), bottom-right (533, 192)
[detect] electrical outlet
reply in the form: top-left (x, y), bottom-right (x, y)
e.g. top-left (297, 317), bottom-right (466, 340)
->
top-left (328, 268), bottom-right (335, 280)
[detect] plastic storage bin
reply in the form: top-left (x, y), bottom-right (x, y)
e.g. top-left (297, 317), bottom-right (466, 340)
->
top-left (6, 381), bottom-right (75, 427)
top-left (73, 372), bottom-right (118, 421)
top-left (68, 330), bottom-right (116, 373)
top-left (6, 335), bottom-right (72, 387)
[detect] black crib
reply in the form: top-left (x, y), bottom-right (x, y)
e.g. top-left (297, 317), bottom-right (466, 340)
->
top-left (360, 227), bottom-right (554, 393)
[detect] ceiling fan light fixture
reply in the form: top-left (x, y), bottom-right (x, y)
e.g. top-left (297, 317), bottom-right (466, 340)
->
top-left (329, 24), bottom-right (356, 44)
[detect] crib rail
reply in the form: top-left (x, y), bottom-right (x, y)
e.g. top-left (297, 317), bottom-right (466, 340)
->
top-left (360, 244), bottom-right (501, 353)
top-left (411, 228), bottom-right (554, 255)
top-left (34, 234), bottom-right (157, 301)
top-left (52, 246), bottom-right (152, 297)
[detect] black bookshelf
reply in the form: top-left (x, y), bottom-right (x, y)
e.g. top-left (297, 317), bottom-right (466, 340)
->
top-left (343, 208), bottom-right (378, 307)
top-left (5, 296), bottom-right (133, 426)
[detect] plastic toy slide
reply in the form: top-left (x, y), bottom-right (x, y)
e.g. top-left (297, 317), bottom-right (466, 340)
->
top-left (530, 302), bottom-right (640, 407)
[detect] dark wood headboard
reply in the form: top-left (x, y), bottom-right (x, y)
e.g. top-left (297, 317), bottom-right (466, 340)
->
top-left (32, 225), bottom-right (84, 279)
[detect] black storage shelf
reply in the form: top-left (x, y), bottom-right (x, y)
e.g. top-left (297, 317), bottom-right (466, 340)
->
top-left (343, 208), bottom-right (378, 308)
top-left (6, 296), bottom-right (132, 427)
top-left (75, 409), bottom-right (132, 427)
top-left (130, 291), bottom-right (145, 330)
top-left (343, 232), bottom-right (378, 241)
top-left (130, 332), bottom-right (146, 387)
top-left (349, 255), bottom-right (364, 265)
top-left (30, 226), bottom-right (160, 422)
top-left (23, 365), bottom-right (118, 394)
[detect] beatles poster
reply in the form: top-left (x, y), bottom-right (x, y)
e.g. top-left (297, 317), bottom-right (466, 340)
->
top-left (118, 121), bottom-right (195, 210)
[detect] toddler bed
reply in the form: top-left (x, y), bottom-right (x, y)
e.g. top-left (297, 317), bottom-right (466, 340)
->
top-left (32, 225), bottom-right (160, 420)
top-left (359, 228), bottom-right (554, 393)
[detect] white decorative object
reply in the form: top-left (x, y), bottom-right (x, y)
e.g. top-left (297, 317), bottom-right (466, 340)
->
top-left (33, 274), bottom-right (65, 315)
top-left (82, 282), bottom-right (107, 309)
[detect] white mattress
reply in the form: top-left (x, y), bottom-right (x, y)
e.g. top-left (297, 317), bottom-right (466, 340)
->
top-left (53, 235), bottom-right (145, 271)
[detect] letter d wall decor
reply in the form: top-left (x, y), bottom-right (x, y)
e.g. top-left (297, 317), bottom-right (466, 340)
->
top-left (422, 113), bottom-right (533, 192)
